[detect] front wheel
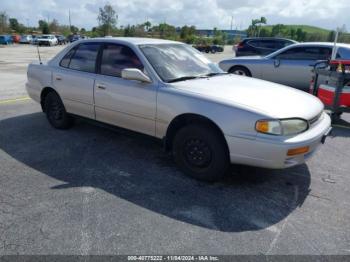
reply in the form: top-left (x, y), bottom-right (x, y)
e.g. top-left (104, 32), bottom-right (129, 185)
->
top-left (44, 92), bottom-right (74, 129)
top-left (172, 124), bottom-right (230, 182)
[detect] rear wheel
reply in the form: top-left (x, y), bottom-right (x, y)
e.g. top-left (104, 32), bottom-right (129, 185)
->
top-left (44, 92), bottom-right (74, 129)
top-left (172, 124), bottom-right (230, 182)
top-left (229, 66), bottom-right (251, 77)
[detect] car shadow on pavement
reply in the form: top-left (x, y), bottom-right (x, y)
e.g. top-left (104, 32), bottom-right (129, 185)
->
top-left (0, 113), bottom-right (311, 232)
top-left (331, 118), bottom-right (350, 138)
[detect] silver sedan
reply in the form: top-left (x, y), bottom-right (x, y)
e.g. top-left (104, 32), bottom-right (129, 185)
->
top-left (219, 42), bottom-right (350, 91)
top-left (26, 38), bottom-right (332, 181)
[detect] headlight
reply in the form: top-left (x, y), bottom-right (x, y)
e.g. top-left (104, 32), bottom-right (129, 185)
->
top-left (256, 119), bottom-right (308, 136)
top-left (281, 119), bottom-right (308, 135)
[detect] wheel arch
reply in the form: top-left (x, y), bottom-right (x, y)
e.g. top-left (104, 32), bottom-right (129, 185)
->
top-left (228, 65), bottom-right (252, 76)
top-left (40, 87), bottom-right (59, 112)
top-left (164, 113), bottom-right (229, 154)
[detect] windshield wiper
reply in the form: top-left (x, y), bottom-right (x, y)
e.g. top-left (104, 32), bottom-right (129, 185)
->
top-left (201, 72), bottom-right (227, 77)
top-left (167, 76), bottom-right (201, 83)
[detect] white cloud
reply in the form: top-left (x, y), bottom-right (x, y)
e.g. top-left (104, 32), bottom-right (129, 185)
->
top-left (0, 0), bottom-right (349, 30)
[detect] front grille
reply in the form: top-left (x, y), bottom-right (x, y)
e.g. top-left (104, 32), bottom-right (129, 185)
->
top-left (309, 112), bottom-right (322, 126)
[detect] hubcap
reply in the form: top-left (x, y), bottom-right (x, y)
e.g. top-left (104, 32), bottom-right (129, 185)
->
top-left (183, 138), bottom-right (212, 168)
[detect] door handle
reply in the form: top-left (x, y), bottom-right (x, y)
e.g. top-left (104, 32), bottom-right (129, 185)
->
top-left (97, 85), bottom-right (106, 90)
top-left (55, 76), bottom-right (62, 81)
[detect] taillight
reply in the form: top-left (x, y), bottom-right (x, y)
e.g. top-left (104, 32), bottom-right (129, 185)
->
top-left (309, 77), bottom-right (315, 94)
top-left (237, 42), bottom-right (244, 49)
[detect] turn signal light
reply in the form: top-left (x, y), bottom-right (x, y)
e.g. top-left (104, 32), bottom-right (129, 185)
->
top-left (287, 146), bottom-right (310, 156)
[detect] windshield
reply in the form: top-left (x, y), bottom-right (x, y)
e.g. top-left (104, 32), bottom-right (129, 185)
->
top-left (139, 44), bottom-right (223, 82)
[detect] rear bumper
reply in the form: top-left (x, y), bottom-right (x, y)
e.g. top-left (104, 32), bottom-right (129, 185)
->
top-left (225, 112), bottom-right (332, 169)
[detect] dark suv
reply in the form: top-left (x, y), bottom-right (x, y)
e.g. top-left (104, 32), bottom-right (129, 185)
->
top-left (234, 38), bottom-right (297, 57)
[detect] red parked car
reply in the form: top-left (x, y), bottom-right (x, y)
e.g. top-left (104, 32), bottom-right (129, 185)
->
top-left (12, 34), bottom-right (21, 43)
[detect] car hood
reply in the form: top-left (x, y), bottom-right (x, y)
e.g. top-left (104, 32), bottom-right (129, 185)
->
top-left (170, 74), bottom-right (323, 119)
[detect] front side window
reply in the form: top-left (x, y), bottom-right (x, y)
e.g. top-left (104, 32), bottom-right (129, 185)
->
top-left (139, 44), bottom-right (222, 82)
top-left (68, 43), bottom-right (100, 73)
top-left (100, 44), bottom-right (144, 77)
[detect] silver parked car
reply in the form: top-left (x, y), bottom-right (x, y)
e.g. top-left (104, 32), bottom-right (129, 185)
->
top-left (220, 42), bottom-right (350, 91)
top-left (19, 35), bottom-right (33, 44)
top-left (26, 38), bottom-right (331, 181)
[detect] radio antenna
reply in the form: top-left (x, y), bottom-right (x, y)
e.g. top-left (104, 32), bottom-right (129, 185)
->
top-left (36, 44), bottom-right (42, 65)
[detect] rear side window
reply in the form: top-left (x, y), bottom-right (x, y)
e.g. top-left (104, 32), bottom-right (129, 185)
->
top-left (60, 48), bottom-right (76, 68)
top-left (60, 43), bottom-right (100, 73)
top-left (100, 44), bottom-right (144, 77)
top-left (247, 40), bottom-right (261, 48)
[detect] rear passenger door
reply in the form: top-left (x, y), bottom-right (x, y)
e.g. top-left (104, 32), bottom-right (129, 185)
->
top-left (94, 43), bottom-right (157, 136)
top-left (262, 46), bottom-right (332, 90)
top-left (53, 42), bottom-right (101, 119)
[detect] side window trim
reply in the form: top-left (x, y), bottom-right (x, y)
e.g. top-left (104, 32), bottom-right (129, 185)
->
top-left (59, 46), bottom-right (78, 68)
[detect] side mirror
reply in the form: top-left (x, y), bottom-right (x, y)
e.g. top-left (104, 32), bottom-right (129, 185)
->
top-left (274, 58), bottom-right (280, 68)
top-left (121, 68), bottom-right (152, 83)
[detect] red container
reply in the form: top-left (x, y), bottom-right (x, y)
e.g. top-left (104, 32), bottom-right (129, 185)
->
top-left (317, 84), bottom-right (350, 107)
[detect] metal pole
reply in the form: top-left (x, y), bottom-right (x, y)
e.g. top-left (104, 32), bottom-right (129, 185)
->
top-left (69, 9), bottom-right (72, 33)
top-left (331, 30), bottom-right (339, 60)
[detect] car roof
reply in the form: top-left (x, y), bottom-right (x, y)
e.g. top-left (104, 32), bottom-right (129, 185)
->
top-left (244, 37), bottom-right (296, 42)
top-left (293, 42), bottom-right (350, 48)
top-left (78, 37), bottom-right (180, 45)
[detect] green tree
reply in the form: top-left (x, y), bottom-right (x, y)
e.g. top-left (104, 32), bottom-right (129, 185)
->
top-left (70, 25), bottom-right (79, 34)
top-left (97, 3), bottom-right (118, 36)
top-left (271, 24), bottom-right (286, 36)
top-left (0, 12), bottom-right (8, 33)
top-left (38, 20), bottom-right (50, 34)
top-left (9, 18), bottom-right (20, 32)
top-left (296, 28), bottom-right (306, 41)
top-left (290, 28), bottom-right (296, 39)
top-left (328, 30), bottom-right (336, 42)
top-left (123, 25), bottom-right (136, 37)
top-left (143, 21), bottom-right (151, 31)
top-left (48, 19), bottom-right (59, 33)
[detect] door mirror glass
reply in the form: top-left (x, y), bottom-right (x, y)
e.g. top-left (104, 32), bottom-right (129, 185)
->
top-left (121, 68), bottom-right (152, 83)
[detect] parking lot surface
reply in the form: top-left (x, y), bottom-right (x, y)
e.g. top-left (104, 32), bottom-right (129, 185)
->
top-left (0, 44), bottom-right (350, 255)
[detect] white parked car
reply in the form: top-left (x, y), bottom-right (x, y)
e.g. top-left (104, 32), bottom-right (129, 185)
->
top-left (37, 35), bottom-right (58, 46)
top-left (26, 38), bottom-right (332, 181)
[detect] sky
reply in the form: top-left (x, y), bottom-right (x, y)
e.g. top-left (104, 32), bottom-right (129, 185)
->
top-left (0, 0), bottom-right (349, 31)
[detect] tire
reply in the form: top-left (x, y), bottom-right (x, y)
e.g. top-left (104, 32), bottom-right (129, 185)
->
top-left (44, 92), bottom-right (74, 129)
top-left (172, 124), bottom-right (230, 182)
top-left (229, 66), bottom-right (251, 77)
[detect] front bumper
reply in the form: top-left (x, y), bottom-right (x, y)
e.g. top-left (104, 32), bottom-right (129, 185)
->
top-left (225, 112), bottom-right (332, 169)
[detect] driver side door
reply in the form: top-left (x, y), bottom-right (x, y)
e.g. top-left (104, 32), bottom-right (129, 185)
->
top-left (94, 43), bottom-right (157, 136)
top-left (261, 46), bottom-right (332, 91)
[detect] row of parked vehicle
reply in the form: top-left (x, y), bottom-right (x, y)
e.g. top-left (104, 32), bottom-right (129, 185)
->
top-left (0, 34), bottom-right (85, 46)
